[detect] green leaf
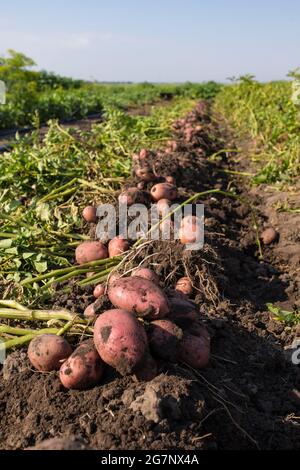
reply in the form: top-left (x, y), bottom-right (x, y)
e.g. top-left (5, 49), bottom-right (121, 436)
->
top-left (34, 261), bottom-right (48, 273)
top-left (36, 202), bottom-right (51, 221)
top-left (22, 252), bottom-right (36, 260)
top-left (0, 239), bottom-right (13, 249)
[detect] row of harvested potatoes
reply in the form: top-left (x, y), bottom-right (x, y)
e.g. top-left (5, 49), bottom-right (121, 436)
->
top-left (27, 147), bottom-right (209, 390)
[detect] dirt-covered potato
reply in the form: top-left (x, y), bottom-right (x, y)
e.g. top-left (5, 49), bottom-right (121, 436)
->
top-left (179, 215), bottom-right (202, 244)
top-left (180, 333), bottom-right (210, 369)
top-left (150, 183), bottom-right (177, 202)
top-left (131, 267), bottom-right (159, 285)
top-left (148, 319), bottom-right (183, 361)
top-left (75, 241), bottom-right (108, 265)
top-left (134, 351), bottom-right (158, 382)
top-left (168, 296), bottom-right (198, 326)
top-left (93, 309), bottom-right (147, 375)
top-left (175, 277), bottom-right (193, 296)
top-left (261, 227), bottom-right (277, 245)
top-left (156, 198), bottom-right (171, 215)
top-left (82, 206), bottom-right (97, 223)
top-left (108, 276), bottom-right (169, 320)
top-left (93, 284), bottom-right (105, 298)
top-left (28, 334), bottom-right (72, 372)
top-left (59, 340), bottom-right (104, 390)
top-left (135, 166), bottom-right (154, 182)
top-left (165, 175), bottom-right (176, 184)
top-left (83, 303), bottom-right (97, 319)
top-left (118, 187), bottom-right (139, 206)
top-left (108, 236), bottom-right (130, 257)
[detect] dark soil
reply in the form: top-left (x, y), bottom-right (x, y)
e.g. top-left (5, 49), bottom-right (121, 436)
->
top-left (0, 101), bottom-right (299, 450)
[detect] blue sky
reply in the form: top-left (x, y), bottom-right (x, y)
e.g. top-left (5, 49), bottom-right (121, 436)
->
top-left (0, 0), bottom-right (299, 82)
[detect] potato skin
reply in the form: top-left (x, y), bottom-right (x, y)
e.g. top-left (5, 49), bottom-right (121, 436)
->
top-left (93, 284), bottom-right (105, 298)
top-left (108, 236), bottom-right (130, 257)
top-left (261, 227), bottom-right (277, 245)
top-left (83, 303), bottom-right (96, 319)
top-left (150, 183), bottom-right (177, 202)
top-left (75, 241), bottom-right (108, 265)
top-left (59, 340), bottom-right (104, 390)
top-left (82, 206), bottom-right (97, 223)
top-left (168, 296), bottom-right (198, 326)
top-left (108, 277), bottom-right (169, 320)
top-left (148, 319), bottom-right (183, 361)
top-left (134, 351), bottom-right (158, 382)
top-left (156, 198), bottom-right (171, 215)
top-left (180, 333), bottom-right (210, 369)
top-left (28, 334), bottom-right (72, 372)
top-left (93, 309), bottom-right (147, 375)
top-left (179, 216), bottom-right (202, 244)
top-left (118, 187), bottom-right (139, 206)
top-left (131, 267), bottom-right (159, 285)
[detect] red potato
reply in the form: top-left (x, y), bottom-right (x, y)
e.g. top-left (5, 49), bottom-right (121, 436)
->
top-left (118, 187), bottom-right (139, 206)
top-left (168, 296), bottom-right (198, 326)
top-left (108, 236), bottom-right (130, 257)
top-left (175, 277), bottom-right (193, 296)
top-left (82, 206), bottom-right (97, 223)
top-left (28, 334), bottom-right (72, 372)
top-left (137, 181), bottom-right (145, 190)
top-left (150, 183), bottom-right (177, 202)
top-left (139, 148), bottom-right (148, 159)
top-left (135, 166), bottom-right (154, 182)
top-left (83, 303), bottom-right (96, 319)
top-left (75, 241), bottom-right (108, 265)
top-left (148, 319), bottom-right (183, 361)
top-left (261, 227), bottom-right (277, 245)
top-left (93, 284), bottom-right (105, 298)
top-left (108, 277), bottom-right (169, 320)
top-left (93, 309), bottom-right (147, 375)
top-left (180, 333), bottom-right (210, 369)
top-left (131, 267), bottom-right (159, 285)
top-left (59, 340), bottom-right (104, 390)
top-left (134, 351), bottom-right (158, 382)
top-left (165, 175), bottom-right (176, 185)
top-left (179, 216), bottom-right (202, 245)
top-left (156, 198), bottom-right (171, 216)
top-left (187, 323), bottom-right (210, 346)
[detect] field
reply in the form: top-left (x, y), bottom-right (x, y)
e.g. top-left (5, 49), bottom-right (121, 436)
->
top-left (0, 53), bottom-right (299, 450)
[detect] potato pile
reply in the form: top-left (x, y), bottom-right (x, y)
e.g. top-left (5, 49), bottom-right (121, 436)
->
top-left (27, 144), bottom-right (210, 390)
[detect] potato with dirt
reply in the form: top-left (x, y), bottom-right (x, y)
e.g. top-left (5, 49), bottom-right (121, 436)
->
top-left (180, 333), bottom-right (210, 369)
top-left (75, 241), bottom-right (108, 264)
top-left (108, 236), bottom-right (130, 257)
top-left (82, 206), bottom-right (97, 223)
top-left (28, 334), bottom-right (72, 372)
top-left (59, 340), bottom-right (104, 389)
top-left (150, 182), bottom-right (177, 202)
top-left (175, 277), bottom-right (193, 296)
top-left (148, 319), bottom-right (183, 361)
top-left (134, 351), bottom-right (158, 382)
top-left (93, 284), bottom-right (105, 298)
top-left (168, 295), bottom-right (198, 326)
top-left (131, 267), bottom-right (159, 285)
top-left (93, 309), bottom-right (148, 375)
top-left (108, 276), bottom-right (169, 319)
top-left (179, 215), bottom-right (202, 245)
